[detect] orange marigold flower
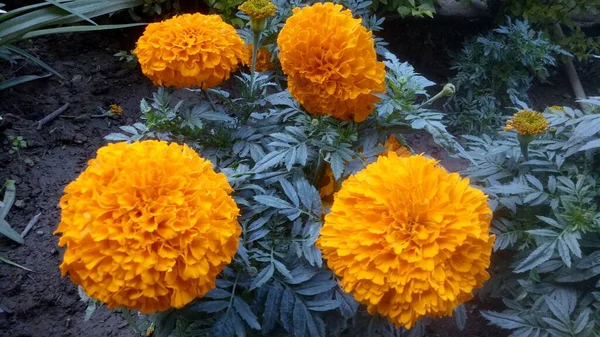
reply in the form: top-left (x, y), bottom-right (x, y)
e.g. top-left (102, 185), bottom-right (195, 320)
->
top-left (55, 140), bottom-right (241, 314)
top-left (277, 3), bottom-right (386, 122)
top-left (134, 13), bottom-right (246, 89)
top-left (382, 135), bottom-right (411, 157)
top-left (243, 44), bottom-right (275, 72)
top-left (318, 154), bottom-right (495, 328)
top-left (109, 104), bottom-right (123, 116)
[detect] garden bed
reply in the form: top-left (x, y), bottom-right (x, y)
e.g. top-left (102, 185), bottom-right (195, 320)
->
top-left (0, 17), bottom-right (589, 337)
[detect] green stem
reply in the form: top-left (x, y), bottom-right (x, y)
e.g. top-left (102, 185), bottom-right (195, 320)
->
top-left (517, 134), bottom-right (535, 162)
top-left (203, 90), bottom-right (217, 111)
top-left (520, 141), bottom-right (529, 161)
top-left (249, 30), bottom-right (261, 97)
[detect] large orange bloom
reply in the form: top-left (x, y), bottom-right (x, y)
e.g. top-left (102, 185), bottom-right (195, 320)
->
top-left (277, 3), bottom-right (386, 122)
top-left (318, 154), bottom-right (494, 328)
top-left (134, 13), bottom-right (246, 89)
top-left (55, 141), bottom-right (241, 313)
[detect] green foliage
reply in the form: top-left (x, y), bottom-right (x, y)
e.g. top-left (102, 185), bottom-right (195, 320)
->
top-left (446, 19), bottom-right (567, 135)
top-left (106, 42), bottom-right (464, 336)
top-left (113, 49), bottom-right (138, 68)
top-left (140, 0), bottom-right (180, 16)
top-left (0, 0), bottom-right (145, 90)
top-left (204, 0), bottom-right (245, 27)
top-left (460, 101), bottom-right (600, 336)
top-left (371, 0), bottom-right (436, 17)
top-left (8, 135), bottom-right (27, 155)
top-left (500, 0), bottom-right (600, 59)
top-left (0, 180), bottom-right (31, 271)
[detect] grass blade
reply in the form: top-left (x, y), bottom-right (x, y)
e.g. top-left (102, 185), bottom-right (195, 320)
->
top-left (0, 0), bottom-right (70, 23)
top-left (4, 45), bottom-right (63, 78)
top-left (44, 0), bottom-right (97, 26)
top-left (0, 255), bottom-right (32, 271)
top-left (0, 219), bottom-right (24, 244)
top-left (23, 22), bottom-right (146, 39)
top-left (1, 180), bottom-right (15, 219)
top-left (0, 74), bottom-right (52, 90)
top-left (0, 0), bottom-right (144, 44)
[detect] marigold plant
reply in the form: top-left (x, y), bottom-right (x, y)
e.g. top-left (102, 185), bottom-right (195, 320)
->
top-left (243, 44), bottom-right (274, 72)
top-left (504, 109), bottom-right (549, 135)
top-left (318, 153), bottom-right (495, 328)
top-left (55, 140), bottom-right (241, 314)
top-left (277, 2), bottom-right (386, 122)
top-left (134, 13), bottom-right (246, 89)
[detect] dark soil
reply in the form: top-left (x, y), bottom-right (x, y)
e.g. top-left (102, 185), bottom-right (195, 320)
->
top-left (3, 16), bottom-right (586, 337)
top-left (0, 31), bottom-right (153, 337)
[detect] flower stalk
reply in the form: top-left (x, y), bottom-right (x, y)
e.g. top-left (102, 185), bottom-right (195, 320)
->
top-left (250, 29), bottom-right (261, 96)
top-left (517, 134), bottom-right (535, 161)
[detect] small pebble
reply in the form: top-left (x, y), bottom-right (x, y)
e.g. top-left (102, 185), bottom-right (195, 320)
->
top-left (36, 230), bottom-right (44, 235)
top-left (14, 200), bottom-right (25, 208)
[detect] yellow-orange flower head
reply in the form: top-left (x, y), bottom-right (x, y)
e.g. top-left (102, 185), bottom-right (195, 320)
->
top-left (318, 154), bottom-right (495, 328)
top-left (134, 13), bottom-right (246, 89)
top-left (277, 3), bottom-right (386, 122)
top-left (55, 140), bottom-right (241, 314)
top-left (504, 109), bottom-right (549, 136)
top-left (239, 0), bottom-right (277, 20)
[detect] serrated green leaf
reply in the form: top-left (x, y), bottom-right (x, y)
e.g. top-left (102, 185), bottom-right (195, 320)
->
top-left (194, 300), bottom-right (229, 313)
top-left (262, 284), bottom-right (282, 333)
top-left (280, 179), bottom-right (299, 207)
top-left (574, 309), bottom-right (591, 334)
top-left (544, 297), bottom-right (570, 326)
top-left (250, 264), bottom-right (274, 290)
top-left (253, 195), bottom-right (292, 209)
top-left (515, 241), bottom-right (556, 273)
top-left (234, 296), bottom-right (261, 330)
top-left (481, 311), bottom-right (527, 329)
top-left (527, 229), bottom-right (558, 237)
top-left (295, 280), bottom-right (337, 296)
top-left (293, 300), bottom-right (307, 337)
